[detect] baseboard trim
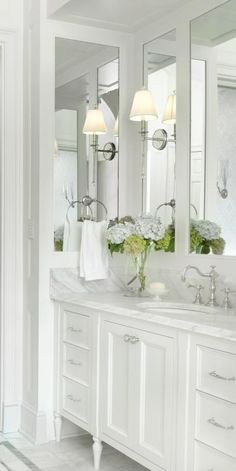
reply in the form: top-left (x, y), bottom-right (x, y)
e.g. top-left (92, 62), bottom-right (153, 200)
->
top-left (2, 403), bottom-right (20, 433)
top-left (20, 402), bottom-right (48, 444)
top-left (20, 402), bottom-right (87, 443)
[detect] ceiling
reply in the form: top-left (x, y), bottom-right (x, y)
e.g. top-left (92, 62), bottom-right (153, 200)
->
top-left (55, 38), bottom-right (107, 74)
top-left (191, 0), bottom-right (236, 46)
top-left (49, 0), bottom-right (192, 32)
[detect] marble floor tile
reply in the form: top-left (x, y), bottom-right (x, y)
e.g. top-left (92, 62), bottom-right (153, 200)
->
top-left (0, 433), bottom-right (149, 471)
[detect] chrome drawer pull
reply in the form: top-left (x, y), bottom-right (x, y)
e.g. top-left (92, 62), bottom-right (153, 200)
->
top-left (209, 370), bottom-right (236, 381)
top-left (208, 417), bottom-right (234, 431)
top-left (123, 334), bottom-right (131, 343)
top-left (68, 326), bottom-right (82, 333)
top-left (66, 394), bottom-right (81, 403)
top-left (67, 359), bottom-right (81, 366)
top-left (130, 336), bottom-right (140, 344)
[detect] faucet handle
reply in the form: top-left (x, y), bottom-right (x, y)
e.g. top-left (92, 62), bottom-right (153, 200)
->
top-left (209, 265), bottom-right (219, 278)
top-left (221, 287), bottom-right (236, 310)
top-left (187, 283), bottom-right (204, 305)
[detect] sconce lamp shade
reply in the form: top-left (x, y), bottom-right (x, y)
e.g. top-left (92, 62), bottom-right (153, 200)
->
top-left (113, 117), bottom-right (119, 136)
top-left (83, 109), bottom-right (107, 135)
top-left (162, 91), bottom-right (176, 124)
top-left (129, 88), bottom-right (158, 122)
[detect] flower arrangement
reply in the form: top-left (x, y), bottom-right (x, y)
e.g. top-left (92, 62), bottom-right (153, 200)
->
top-left (160, 219), bottom-right (225, 255)
top-left (106, 215), bottom-right (167, 293)
top-left (190, 219), bottom-right (225, 254)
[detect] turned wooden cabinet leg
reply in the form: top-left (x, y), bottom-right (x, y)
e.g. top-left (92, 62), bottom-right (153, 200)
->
top-left (93, 436), bottom-right (103, 470)
top-left (54, 413), bottom-right (62, 442)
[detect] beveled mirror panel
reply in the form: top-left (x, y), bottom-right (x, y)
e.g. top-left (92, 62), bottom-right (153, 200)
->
top-left (190, 0), bottom-right (236, 255)
top-left (54, 38), bottom-right (119, 251)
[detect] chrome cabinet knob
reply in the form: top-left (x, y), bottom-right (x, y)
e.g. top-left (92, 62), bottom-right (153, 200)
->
top-left (123, 334), bottom-right (131, 343)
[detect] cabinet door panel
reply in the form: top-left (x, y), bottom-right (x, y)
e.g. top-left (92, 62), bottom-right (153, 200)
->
top-left (101, 322), bottom-right (134, 445)
top-left (134, 331), bottom-right (175, 470)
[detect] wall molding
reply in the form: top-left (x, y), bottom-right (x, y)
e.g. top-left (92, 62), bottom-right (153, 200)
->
top-left (2, 402), bottom-right (21, 433)
top-left (0, 28), bottom-right (23, 433)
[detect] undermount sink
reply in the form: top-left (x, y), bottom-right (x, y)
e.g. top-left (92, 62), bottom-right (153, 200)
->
top-left (137, 301), bottom-right (234, 316)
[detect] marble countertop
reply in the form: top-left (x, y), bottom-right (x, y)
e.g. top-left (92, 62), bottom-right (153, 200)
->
top-left (51, 290), bottom-right (236, 343)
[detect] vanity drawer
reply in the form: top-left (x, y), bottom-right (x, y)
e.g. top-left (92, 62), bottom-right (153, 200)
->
top-left (197, 346), bottom-right (236, 403)
top-left (63, 343), bottom-right (89, 385)
top-left (196, 392), bottom-right (236, 458)
top-left (62, 378), bottom-right (88, 423)
top-left (63, 310), bottom-right (90, 348)
top-left (195, 441), bottom-right (236, 471)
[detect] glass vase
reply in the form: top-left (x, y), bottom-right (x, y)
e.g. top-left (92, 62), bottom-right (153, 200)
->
top-left (126, 248), bottom-right (150, 296)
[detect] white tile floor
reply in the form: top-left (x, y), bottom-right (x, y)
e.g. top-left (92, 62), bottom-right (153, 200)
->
top-left (0, 433), bottom-right (148, 470)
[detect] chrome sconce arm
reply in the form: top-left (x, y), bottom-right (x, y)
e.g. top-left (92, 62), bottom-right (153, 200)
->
top-left (217, 159), bottom-right (229, 199)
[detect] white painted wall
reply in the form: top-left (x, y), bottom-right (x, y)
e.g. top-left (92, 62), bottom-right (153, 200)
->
top-left (0, 0), bottom-right (23, 433)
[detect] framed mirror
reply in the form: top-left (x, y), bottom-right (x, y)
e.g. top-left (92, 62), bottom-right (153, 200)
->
top-left (54, 38), bottom-right (119, 252)
top-left (143, 30), bottom-right (176, 250)
top-left (190, 0), bottom-right (236, 256)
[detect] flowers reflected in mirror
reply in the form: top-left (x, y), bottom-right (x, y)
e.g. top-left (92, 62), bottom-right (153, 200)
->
top-left (162, 220), bottom-right (225, 255)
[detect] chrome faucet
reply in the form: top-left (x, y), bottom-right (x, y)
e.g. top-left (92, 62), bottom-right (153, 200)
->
top-left (182, 265), bottom-right (219, 307)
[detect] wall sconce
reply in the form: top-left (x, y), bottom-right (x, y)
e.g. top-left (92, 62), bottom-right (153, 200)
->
top-left (217, 159), bottom-right (229, 199)
top-left (83, 107), bottom-right (118, 183)
top-left (152, 91), bottom-right (176, 151)
top-left (129, 88), bottom-right (158, 213)
top-left (130, 88), bottom-right (176, 151)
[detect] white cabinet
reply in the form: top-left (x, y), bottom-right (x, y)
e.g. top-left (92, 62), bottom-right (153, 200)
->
top-left (187, 339), bottom-right (236, 471)
top-left (101, 320), bottom-right (176, 471)
top-left (54, 303), bottom-right (95, 442)
top-left (54, 301), bottom-right (236, 471)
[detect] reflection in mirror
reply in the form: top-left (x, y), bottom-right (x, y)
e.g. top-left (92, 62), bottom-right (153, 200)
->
top-left (54, 38), bottom-right (119, 252)
top-left (144, 30), bottom-right (176, 251)
top-left (97, 59), bottom-right (119, 221)
top-left (191, 0), bottom-right (236, 255)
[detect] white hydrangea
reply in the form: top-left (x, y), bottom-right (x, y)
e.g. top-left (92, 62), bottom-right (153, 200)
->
top-left (106, 222), bottom-right (135, 244)
top-left (192, 219), bottom-right (221, 240)
top-left (134, 216), bottom-right (165, 241)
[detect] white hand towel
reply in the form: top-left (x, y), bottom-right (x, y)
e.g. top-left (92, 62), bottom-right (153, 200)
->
top-left (80, 220), bottom-right (109, 281)
top-left (63, 220), bottom-right (83, 252)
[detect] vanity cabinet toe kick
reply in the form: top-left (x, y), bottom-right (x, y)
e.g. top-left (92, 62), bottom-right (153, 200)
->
top-left (53, 301), bottom-right (236, 471)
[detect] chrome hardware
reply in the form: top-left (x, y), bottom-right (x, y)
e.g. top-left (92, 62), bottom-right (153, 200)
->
top-left (182, 265), bottom-right (219, 307)
top-left (67, 359), bottom-right (82, 366)
top-left (68, 326), bottom-right (82, 333)
top-left (209, 370), bottom-right (236, 381)
top-left (208, 417), bottom-right (234, 430)
top-left (123, 335), bottom-right (140, 344)
top-left (187, 283), bottom-right (204, 305)
top-left (221, 287), bottom-right (236, 310)
top-left (66, 394), bottom-right (81, 403)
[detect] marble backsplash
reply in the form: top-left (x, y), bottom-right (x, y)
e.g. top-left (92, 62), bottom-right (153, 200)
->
top-left (50, 253), bottom-right (231, 307)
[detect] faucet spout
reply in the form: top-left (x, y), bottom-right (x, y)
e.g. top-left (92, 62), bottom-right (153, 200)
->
top-left (181, 264), bottom-right (219, 307)
top-left (181, 265), bottom-right (209, 282)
